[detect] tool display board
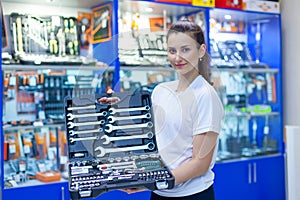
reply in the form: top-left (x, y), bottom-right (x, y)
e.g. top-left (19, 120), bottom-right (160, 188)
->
top-left (8, 13), bottom-right (82, 65)
top-left (64, 90), bottom-right (174, 199)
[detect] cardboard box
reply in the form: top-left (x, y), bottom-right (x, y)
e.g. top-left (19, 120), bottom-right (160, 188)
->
top-left (192, 0), bottom-right (215, 7)
top-left (36, 171), bottom-right (62, 183)
top-left (242, 0), bottom-right (280, 13)
top-left (155, 0), bottom-right (192, 4)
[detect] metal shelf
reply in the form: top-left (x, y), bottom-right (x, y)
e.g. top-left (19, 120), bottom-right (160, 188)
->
top-left (120, 66), bottom-right (174, 71)
top-left (211, 67), bottom-right (279, 73)
top-left (2, 64), bottom-right (112, 71)
top-left (225, 112), bottom-right (280, 118)
top-left (3, 123), bottom-right (64, 132)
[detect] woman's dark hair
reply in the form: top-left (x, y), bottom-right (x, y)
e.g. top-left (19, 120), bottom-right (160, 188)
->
top-left (166, 20), bottom-right (211, 83)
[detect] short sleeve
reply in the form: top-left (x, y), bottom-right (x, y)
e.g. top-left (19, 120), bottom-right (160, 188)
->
top-left (191, 86), bottom-right (224, 135)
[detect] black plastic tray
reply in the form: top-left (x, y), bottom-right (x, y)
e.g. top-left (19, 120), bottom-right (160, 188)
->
top-left (64, 90), bottom-right (174, 199)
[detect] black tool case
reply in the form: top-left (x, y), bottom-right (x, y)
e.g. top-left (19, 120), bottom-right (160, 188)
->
top-left (64, 90), bottom-right (174, 199)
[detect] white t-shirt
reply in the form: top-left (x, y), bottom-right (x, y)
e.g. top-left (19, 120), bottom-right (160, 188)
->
top-left (151, 75), bottom-right (224, 197)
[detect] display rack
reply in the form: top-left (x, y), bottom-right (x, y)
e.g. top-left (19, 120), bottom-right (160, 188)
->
top-left (1, 0), bottom-right (284, 200)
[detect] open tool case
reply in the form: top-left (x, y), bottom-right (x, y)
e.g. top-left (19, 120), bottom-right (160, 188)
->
top-left (64, 90), bottom-right (175, 199)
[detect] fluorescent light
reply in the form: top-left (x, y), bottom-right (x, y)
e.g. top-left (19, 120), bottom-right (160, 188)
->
top-left (224, 15), bottom-right (231, 20)
top-left (145, 7), bottom-right (153, 13)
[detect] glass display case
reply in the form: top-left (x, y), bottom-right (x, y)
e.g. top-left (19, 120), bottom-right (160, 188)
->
top-left (209, 9), bottom-right (283, 161)
top-left (2, 65), bottom-right (110, 189)
top-left (1, 0), bottom-right (284, 199)
top-left (118, 1), bottom-right (283, 162)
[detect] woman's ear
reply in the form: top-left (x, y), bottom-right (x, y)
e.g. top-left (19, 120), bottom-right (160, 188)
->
top-left (199, 44), bottom-right (206, 58)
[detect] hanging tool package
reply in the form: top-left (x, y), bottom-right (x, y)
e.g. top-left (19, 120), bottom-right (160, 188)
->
top-left (64, 90), bottom-right (174, 199)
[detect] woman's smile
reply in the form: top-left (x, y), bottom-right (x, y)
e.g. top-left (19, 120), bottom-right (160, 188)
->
top-left (175, 63), bottom-right (187, 68)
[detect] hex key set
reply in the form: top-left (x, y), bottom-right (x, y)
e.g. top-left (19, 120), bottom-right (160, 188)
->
top-left (64, 90), bottom-right (174, 199)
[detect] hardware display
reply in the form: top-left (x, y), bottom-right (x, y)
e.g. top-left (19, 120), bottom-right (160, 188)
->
top-left (9, 13), bottom-right (82, 65)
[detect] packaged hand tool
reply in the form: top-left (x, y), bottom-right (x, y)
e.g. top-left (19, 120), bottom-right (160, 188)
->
top-left (65, 90), bottom-right (174, 199)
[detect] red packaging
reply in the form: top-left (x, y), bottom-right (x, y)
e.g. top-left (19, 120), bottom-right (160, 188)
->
top-left (215, 0), bottom-right (243, 9)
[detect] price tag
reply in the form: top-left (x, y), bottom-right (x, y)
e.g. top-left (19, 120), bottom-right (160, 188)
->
top-left (9, 144), bottom-right (16, 153)
top-left (19, 162), bottom-right (26, 171)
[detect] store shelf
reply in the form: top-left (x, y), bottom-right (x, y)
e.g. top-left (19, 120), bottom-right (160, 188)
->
top-left (2, 64), bottom-right (110, 71)
top-left (121, 66), bottom-right (174, 71)
top-left (225, 111), bottom-right (280, 118)
top-left (3, 123), bottom-right (64, 132)
top-left (211, 67), bottom-right (279, 73)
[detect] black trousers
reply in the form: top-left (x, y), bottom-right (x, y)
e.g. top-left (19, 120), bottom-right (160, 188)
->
top-left (150, 185), bottom-right (215, 200)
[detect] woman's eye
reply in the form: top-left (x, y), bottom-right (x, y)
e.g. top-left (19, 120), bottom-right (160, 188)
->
top-left (182, 48), bottom-right (190, 53)
top-left (168, 49), bottom-right (176, 54)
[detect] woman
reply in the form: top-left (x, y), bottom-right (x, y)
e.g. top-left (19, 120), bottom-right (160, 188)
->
top-left (99, 20), bottom-right (224, 200)
top-left (148, 19), bottom-right (224, 200)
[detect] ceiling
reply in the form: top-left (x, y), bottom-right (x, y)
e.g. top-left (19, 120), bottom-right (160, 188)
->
top-left (2, 0), bottom-right (203, 17)
top-left (119, 1), bottom-right (203, 17)
top-left (2, 0), bottom-right (275, 21)
top-left (2, 0), bottom-right (107, 9)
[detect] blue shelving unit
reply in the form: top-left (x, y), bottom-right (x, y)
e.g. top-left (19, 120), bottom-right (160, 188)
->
top-left (1, 1), bottom-right (284, 199)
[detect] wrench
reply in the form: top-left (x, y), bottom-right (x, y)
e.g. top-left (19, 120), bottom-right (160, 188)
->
top-left (67, 104), bottom-right (96, 111)
top-left (107, 113), bottom-right (151, 123)
top-left (69, 128), bottom-right (103, 136)
top-left (67, 111), bottom-right (107, 120)
top-left (95, 142), bottom-right (155, 157)
top-left (104, 122), bottom-right (153, 133)
top-left (109, 105), bottom-right (150, 114)
top-left (70, 136), bottom-right (99, 143)
top-left (101, 132), bottom-right (154, 145)
top-left (67, 120), bottom-right (105, 128)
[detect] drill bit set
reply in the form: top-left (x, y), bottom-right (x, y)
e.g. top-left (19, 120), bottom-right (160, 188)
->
top-left (64, 90), bottom-right (174, 199)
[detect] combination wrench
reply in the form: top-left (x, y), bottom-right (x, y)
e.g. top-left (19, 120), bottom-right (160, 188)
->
top-left (70, 136), bottom-right (99, 143)
top-left (67, 104), bottom-right (96, 111)
top-left (69, 128), bottom-right (103, 136)
top-left (109, 105), bottom-right (150, 114)
top-left (67, 120), bottom-right (105, 128)
top-left (107, 113), bottom-right (151, 123)
top-left (67, 111), bottom-right (107, 120)
top-left (95, 142), bottom-right (155, 157)
top-left (101, 132), bottom-right (154, 145)
top-left (104, 122), bottom-right (153, 133)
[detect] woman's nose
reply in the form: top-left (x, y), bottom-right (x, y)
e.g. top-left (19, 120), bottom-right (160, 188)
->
top-left (174, 52), bottom-right (182, 62)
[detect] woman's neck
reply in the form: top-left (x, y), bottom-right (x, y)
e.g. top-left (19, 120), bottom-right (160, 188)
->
top-left (176, 70), bottom-right (199, 92)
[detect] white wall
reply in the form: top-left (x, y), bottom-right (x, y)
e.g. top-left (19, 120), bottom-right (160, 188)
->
top-left (281, 3), bottom-right (300, 200)
top-left (281, 0), bottom-right (300, 125)
top-left (285, 126), bottom-right (300, 200)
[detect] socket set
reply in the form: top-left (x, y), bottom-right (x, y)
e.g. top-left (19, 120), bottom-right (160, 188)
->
top-left (64, 90), bottom-right (174, 199)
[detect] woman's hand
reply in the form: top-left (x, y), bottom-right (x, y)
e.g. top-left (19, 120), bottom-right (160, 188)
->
top-left (97, 89), bottom-right (120, 104)
top-left (120, 187), bottom-right (148, 194)
top-left (98, 96), bottom-right (120, 104)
